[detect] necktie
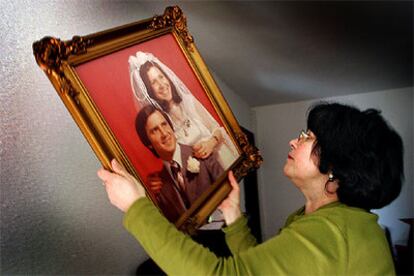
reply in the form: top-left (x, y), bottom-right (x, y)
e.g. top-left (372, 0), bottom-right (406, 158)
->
top-left (170, 160), bottom-right (190, 208)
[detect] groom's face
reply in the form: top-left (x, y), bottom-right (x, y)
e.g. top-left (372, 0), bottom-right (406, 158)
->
top-left (145, 110), bottom-right (176, 160)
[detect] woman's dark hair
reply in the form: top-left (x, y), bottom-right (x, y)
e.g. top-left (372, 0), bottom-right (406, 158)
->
top-left (139, 61), bottom-right (182, 112)
top-left (307, 102), bottom-right (404, 210)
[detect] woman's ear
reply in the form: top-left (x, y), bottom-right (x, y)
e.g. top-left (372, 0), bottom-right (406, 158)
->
top-left (325, 180), bottom-right (339, 195)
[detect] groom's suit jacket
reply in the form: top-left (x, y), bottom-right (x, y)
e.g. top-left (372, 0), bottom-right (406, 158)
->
top-left (155, 144), bottom-right (224, 223)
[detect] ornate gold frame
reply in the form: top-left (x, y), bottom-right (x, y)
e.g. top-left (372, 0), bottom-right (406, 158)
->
top-left (33, 6), bottom-right (262, 234)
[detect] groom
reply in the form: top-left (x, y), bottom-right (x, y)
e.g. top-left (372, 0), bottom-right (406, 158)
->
top-left (136, 105), bottom-right (224, 222)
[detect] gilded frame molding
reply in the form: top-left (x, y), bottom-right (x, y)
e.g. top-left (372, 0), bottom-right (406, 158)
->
top-left (33, 6), bottom-right (262, 234)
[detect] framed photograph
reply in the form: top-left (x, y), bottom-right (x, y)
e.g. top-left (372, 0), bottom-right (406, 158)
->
top-left (33, 6), bottom-right (262, 234)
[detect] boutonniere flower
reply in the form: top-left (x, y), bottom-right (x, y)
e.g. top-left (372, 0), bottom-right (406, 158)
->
top-left (187, 156), bottom-right (200, 173)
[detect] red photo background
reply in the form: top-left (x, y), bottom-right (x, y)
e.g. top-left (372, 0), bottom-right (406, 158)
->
top-left (75, 34), bottom-right (225, 199)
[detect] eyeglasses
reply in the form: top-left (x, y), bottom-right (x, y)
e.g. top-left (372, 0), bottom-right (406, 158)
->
top-left (298, 129), bottom-right (311, 143)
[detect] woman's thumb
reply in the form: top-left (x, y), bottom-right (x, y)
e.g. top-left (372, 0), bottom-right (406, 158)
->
top-left (228, 171), bottom-right (239, 191)
top-left (111, 159), bottom-right (128, 177)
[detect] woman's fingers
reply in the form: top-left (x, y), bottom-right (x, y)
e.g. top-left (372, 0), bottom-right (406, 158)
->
top-left (218, 171), bottom-right (242, 225)
top-left (148, 174), bottom-right (163, 194)
top-left (192, 141), bottom-right (214, 159)
top-left (193, 144), bottom-right (204, 154)
top-left (150, 181), bottom-right (163, 194)
top-left (111, 159), bottom-right (129, 178)
top-left (97, 165), bottom-right (146, 212)
top-left (228, 171), bottom-right (240, 192)
top-left (192, 143), bottom-right (202, 152)
top-left (97, 168), bottom-right (113, 183)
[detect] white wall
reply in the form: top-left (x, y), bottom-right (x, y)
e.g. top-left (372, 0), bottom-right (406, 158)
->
top-left (0, 1), bottom-right (252, 275)
top-left (213, 72), bottom-right (254, 211)
top-left (253, 87), bottom-right (413, 246)
top-left (213, 72), bottom-right (253, 130)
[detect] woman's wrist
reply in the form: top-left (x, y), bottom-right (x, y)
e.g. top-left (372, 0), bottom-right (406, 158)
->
top-left (223, 208), bottom-right (242, 226)
top-left (209, 136), bottom-right (219, 149)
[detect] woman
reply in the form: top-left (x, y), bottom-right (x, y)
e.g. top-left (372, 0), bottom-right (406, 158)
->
top-left (129, 51), bottom-right (238, 171)
top-left (98, 102), bottom-right (403, 275)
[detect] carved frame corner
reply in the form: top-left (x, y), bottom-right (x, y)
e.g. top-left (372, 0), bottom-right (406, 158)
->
top-left (150, 6), bottom-right (194, 51)
top-left (234, 132), bottom-right (263, 179)
top-left (32, 36), bottom-right (92, 102)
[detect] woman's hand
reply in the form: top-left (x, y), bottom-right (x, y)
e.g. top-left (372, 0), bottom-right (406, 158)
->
top-left (219, 171), bottom-right (242, 225)
top-left (147, 172), bottom-right (163, 195)
top-left (193, 137), bottom-right (217, 159)
top-left (97, 159), bottom-right (146, 212)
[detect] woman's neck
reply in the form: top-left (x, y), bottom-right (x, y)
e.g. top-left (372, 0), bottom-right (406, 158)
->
top-left (168, 102), bottom-right (186, 123)
top-left (304, 196), bottom-right (338, 214)
top-left (293, 176), bottom-right (339, 214)
top-left (167, 99), bottom-right (176, 110)
top-left (301, 183), bottom-right (338, 214)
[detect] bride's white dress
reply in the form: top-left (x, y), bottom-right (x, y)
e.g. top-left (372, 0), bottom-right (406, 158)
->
top-left (168, 93), bottom-right (238, 170)
top-left (129, 51), bottom-right (239, 170)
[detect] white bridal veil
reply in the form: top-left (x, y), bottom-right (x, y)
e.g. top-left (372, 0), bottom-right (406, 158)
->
top-left (128, 51), bottom-right (238, 169)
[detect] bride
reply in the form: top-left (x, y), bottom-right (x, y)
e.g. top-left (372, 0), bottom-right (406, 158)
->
top-left (129, 51), bottom-right (238, 172)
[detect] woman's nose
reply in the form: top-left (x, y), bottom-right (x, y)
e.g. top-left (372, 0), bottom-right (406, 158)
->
top-left (159, 127), bottom-right (167, 136)
top-left (289, 138), bottom-right (297, 149)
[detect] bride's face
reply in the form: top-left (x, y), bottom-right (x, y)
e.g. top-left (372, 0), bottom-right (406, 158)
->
top-left (146, 66), bottom-right (173, 103)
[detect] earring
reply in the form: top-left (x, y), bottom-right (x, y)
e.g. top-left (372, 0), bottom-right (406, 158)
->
top-left (328, 172), bottom-right (334, 182)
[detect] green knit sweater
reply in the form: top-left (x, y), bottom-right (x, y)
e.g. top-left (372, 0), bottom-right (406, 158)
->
top-left (124, 198), bottom-right (395, 275)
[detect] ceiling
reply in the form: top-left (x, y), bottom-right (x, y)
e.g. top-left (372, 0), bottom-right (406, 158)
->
top-left (124, 1), bottom-right (413, 106)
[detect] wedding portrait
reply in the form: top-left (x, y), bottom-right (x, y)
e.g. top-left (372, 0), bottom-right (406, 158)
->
top-left (72, 33), bottom-right (240, 224)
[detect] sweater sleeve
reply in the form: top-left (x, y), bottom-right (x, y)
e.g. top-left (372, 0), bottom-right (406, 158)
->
top-left (124, 198), bottom-right (347, 275)
top-left (124, 197), bottom-right (246, 275)
top-left (223, 216), bottom-right (258, 254)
